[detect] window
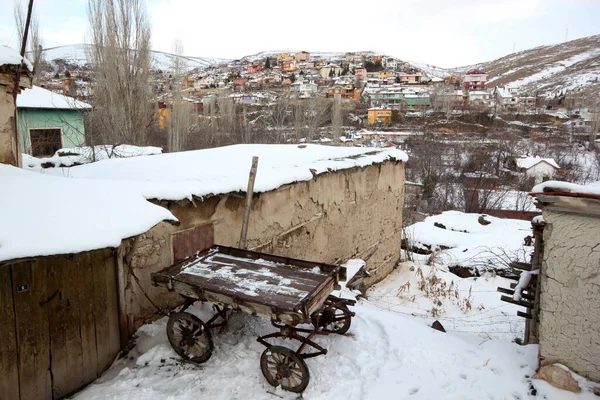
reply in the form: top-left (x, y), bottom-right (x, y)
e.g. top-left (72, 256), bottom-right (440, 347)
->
top-left (30, 129), bottom-right (62, 157)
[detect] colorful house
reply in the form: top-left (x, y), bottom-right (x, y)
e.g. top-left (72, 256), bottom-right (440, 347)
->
top-left (281, 60), bottom-right (298, 73)
top-left (367, 107), bottom-right (393, 125)
top-left (378, 70), bottom-right (394, 80)
top-left (17, 85), bottom-right (91, 157)
top-left (247, 64), bottom-right (263, 74)
top-left (464, 69), bottom-right (487, 91)
top-left (398, 71), bottom-right (422, 84)
top-left (295, 51), bottom-right (310, 62)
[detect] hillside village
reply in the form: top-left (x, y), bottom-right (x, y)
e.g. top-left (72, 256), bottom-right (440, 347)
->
top-left (1, 1), bottom-right (600, 400)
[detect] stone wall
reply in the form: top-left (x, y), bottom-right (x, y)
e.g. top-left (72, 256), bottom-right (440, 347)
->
top-left (121, 160), bottom-right (405, 330)
top-left (0, 74), bottom-right (19, 166)
top-left (539, 209), bottom-right (600, 382)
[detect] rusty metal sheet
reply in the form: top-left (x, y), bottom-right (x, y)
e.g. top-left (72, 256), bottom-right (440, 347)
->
top-left (171, 224), bottom-right (214, 263)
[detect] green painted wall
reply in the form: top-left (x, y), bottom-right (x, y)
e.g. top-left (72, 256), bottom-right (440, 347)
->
top-left (17, 108), bottom-right (86, 154)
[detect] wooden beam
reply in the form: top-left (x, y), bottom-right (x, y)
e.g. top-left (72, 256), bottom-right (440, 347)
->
top-left (500, 295), bottom-right (535, 309)
top-left (510, 280), bottom-right (536, 290)
top-left (497, 286), bottom-right (536, 300)
top-left (509, 261), bottom-right (532, 271)
top-left (239, 156), bottom-right (259, 249)
top-left (536, 195), bottom-right (600, 217)
top-left (517, 311), bottom-right (533, 319)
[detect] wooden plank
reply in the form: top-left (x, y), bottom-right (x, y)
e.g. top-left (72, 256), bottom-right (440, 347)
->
top-left (62, 255), bottom-right (84, 395)
top-left (239, 156), bottom-right (259, 249)
top-left (92, 250), bottom-right (112, 375)
top-left (177, 273), bottom-right (305, 311)
top-left (510, 280), bottom-right (537, 290)
top-left (78, 253), bottom-right (98, 385)
top-left (12, 261), bottom-right (37, 400)
top-left (46, 258), bottom-right (68, 399)
top-left (30, 260), bottom-right (51, 400)
top-left (517, 311), bottom-right (533, 319)
top-left (509, 261), bottom-right (532, 271)
top-left (171, 224), bottom-right (214, 264)
top-left (497, 286), bottom-right (536, 300)
top-left (103, 250), bottom-right (121, 369)
top-left (0, 266), bottom-right (20, 400)
top-left (500, 295), bottom-right (535, 309)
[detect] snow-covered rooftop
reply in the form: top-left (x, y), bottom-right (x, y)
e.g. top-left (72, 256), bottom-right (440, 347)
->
top-left (532, 180), bottom-right (600, 196)
top-left (17, 85), bottom-right (92, 110)
top-left (0, 164), bottom-right (175, 263)
top-left (515, 155), bottom-right (559, 170)
top-left (0, 45), bottom-right (33, 71)
top-left (40, 144), bottom-right (408, 202)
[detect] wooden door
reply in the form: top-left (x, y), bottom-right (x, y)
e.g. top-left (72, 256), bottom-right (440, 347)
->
top-left (2, 249), bottom-right (121, 400)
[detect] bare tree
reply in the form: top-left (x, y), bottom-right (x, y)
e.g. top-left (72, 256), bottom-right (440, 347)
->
top-left (167, 38), bottom-right (192, 153)
top-left (14, 0), bottom-right (43, 82)
top-left (86, 0), bottom-right (153, 147)
top-left (332, 94), bottom-right (342, 138)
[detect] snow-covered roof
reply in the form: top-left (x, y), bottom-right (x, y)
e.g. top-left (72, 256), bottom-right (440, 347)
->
top-left (515, 155), bottom-right (559, 170)
top-left (532, 180), bottom-right (600, 196)
top-left (0, 164), bottom-right (175, 263)
top-left (0, 45), bottom-right (33, 71)
top-left (39, 144), bottom-right (408, 202)
top-left (17, 85), bottom-right (92, 110)
top-left (22, 145), bottom-right (162, 170)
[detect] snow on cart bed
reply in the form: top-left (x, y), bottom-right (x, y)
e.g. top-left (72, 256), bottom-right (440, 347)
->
top-left (164, 248), bottom-right (331, 311)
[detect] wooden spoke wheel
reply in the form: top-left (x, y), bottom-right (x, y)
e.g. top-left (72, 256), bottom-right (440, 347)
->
top-left (260, 346), bottom-right (310, 393)
top-left (167, 312), bottom-right (213, 364)
top-left (312, 304), bottom-right (352, 334)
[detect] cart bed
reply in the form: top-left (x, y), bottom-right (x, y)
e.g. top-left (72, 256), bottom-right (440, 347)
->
top-left (152, 245), bottom-right (344, 321)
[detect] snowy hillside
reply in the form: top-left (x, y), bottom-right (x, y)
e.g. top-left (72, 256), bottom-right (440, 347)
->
top-left (38, 44), bottom-right (230, 71)
top-left (473, 35), bottom-right (600, 97)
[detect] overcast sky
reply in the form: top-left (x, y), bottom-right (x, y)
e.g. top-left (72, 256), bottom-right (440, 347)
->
top-left (1, 0), bottom-right (599, 67)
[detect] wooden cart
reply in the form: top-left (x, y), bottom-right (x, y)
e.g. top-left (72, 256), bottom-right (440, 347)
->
top-left (151, 245), bottom-right (355, 392)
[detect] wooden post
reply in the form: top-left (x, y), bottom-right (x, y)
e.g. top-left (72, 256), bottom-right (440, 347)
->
top-left (239, 156), bottom-right (259, 249)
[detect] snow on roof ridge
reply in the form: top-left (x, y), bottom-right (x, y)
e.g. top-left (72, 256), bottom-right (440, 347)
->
top-left (515, 155), bottom-right (559, 170)
top-left (0, 45), bottom-right (33, 71)
top-left (532, 180), bottom-right (600, 196)
top-left (0, 164), bottom-right (176, 263)
top-left (37, 144), bottom-right (408, 202)
top-left (17, 85), bottom-right (92, 110)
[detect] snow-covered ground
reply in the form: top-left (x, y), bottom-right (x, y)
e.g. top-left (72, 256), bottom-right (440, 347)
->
top-left (75, 300), bottom-right (541, 400)
top-left (72, 209), bottom-right (600, 399)
top-left (403, 211), bottom-right (533, 274)
top-left (368, 263), bottom-right (525, 341)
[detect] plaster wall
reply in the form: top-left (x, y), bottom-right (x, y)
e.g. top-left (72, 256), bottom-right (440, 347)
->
top-left (0, 76), bottom-right (19, 165)
top-left (122, 160), bottom-right (405, 329)
top-left (538, 209), bottom-right (600, 382)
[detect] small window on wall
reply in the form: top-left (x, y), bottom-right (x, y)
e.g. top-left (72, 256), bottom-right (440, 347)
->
top-left (30, 128), bottom-right (62, 157)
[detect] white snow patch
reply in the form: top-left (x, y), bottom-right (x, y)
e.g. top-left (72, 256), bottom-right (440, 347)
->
top-left (22, 145), bottom-right (162, 171)
top-left (17, 85), bottom-right (91, 109)
top-left (0, 164), bottom-right (176, 262)
top-left (73, 300), bottom-right (540, 400)
top-left (0, 45), bottom-right (32, 71)
top-left (38, 144), bottom-right (407, 201)
top-left (532, 180), bottom-right (600, 196)
top-left (404, 211), bottom-right (533, 272)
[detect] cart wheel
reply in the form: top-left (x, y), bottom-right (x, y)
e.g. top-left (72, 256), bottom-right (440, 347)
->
top-left (313, 304), bottom-right (352, 334)
top-left (167, 312), bottom-right (213, 364)
top-left (260, 346), bottom-right (310, 393)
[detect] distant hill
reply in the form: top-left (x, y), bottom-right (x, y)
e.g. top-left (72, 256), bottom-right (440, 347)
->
top-left (464, 35), bottom-right (600, 97)
top-left (38, 44), bottom-right (231, 72)
top-left (38, 36), bottom-right (600, 98)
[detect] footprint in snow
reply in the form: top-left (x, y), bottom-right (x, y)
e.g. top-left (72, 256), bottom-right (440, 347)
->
top-left (409, 388), bottom-right (420, 395)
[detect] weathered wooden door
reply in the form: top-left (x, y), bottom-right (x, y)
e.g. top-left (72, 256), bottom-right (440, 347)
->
top-left (0, 249), bottom-right (121, 400)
